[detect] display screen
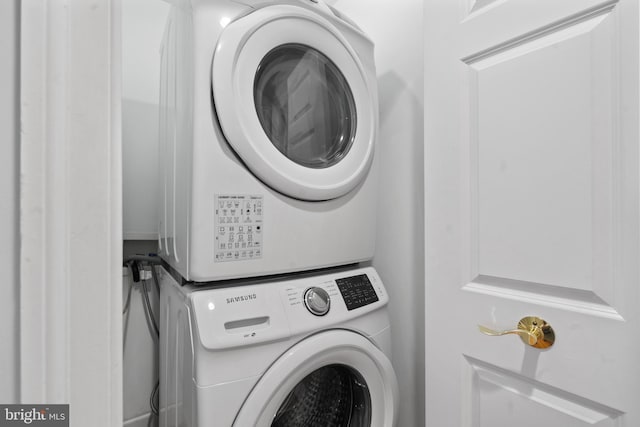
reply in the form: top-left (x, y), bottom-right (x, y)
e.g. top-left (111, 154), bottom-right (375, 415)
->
top-left (336, 274), bottom-right (379, 311)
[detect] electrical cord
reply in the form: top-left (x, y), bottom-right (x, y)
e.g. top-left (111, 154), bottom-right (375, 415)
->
top-left (140, 275), bottom-right (160, 340)
top-left (142, 271), bottom-right (160, 417)
top-left (123, 275), bottom-right (134, 315)
top-left (147, 411), bottom-right (157, 427)
top-left (151, 264), bottom-right (161, 295)
top-left (150, 380), bottom-right (160, 416)
top-left (139, 265), bottom-right (160, 418)
top-left (123, 259), bottom-right (161, 422)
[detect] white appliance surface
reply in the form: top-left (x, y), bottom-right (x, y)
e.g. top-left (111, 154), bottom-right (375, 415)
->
top-left (158, 0), bottom-right (380, 282)
top-left (159, 266), bottom-right (398, 426)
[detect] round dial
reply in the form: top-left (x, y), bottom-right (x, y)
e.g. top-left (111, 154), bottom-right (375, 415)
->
top-left (304, 287), bottom-right (331, 316)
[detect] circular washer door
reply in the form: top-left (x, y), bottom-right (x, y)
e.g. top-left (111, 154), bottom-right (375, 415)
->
top-left (212, 5), bottom-right (377, 201)
top-left (232, 330), bottom-right (398, 427)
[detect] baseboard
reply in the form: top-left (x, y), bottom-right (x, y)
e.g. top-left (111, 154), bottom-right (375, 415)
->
top-left (124, 412), bottom-right (153, 427)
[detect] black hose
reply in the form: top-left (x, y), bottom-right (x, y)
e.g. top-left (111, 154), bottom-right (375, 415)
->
top-left (140, 277), bottom-right (159, 339)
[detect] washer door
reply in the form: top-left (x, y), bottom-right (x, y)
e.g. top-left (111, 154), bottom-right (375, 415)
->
top-left (232, 330), bottom-right (398, 427)
top-left (212, 5), bottom-right (376, 201)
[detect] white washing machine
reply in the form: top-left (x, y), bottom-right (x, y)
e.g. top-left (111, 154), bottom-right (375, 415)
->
top-left (159, 266), bottom-right (398, 426)
top-left (158, 0), bottom-right (380, 282)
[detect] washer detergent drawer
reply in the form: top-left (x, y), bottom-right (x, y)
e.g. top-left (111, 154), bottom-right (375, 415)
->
top-left (191, 284), bottom-right (291, 350)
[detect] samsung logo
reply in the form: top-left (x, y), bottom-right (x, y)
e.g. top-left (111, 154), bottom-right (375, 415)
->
top-left (226, 293), bottom-right (257, 304)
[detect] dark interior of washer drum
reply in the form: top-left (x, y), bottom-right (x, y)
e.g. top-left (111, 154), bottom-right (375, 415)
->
top-left (271, 364), bottom-right (372, 427)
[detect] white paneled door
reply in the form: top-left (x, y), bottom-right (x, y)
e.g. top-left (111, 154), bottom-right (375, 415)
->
top-left (425, 0), bottom-right (639, 426)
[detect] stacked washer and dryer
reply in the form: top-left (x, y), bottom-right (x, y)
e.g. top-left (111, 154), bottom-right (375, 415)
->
top-left (157, 0), bottom-right (398, 425)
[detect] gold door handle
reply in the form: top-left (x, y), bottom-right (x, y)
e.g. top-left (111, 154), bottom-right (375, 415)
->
top-left (478, 325), bottom-right (539, 345)
top-left (478, 316), bottom-right (555, 349)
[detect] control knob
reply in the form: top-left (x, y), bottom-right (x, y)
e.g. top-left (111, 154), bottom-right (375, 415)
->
top-left (304, 287), bottom-right (330, 316)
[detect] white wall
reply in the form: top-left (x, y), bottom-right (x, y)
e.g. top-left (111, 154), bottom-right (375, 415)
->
top-left (122, 0), bottom-right (169, 240)
top-left (330, 1), bottom-right (425, 426)
top-left (0, 0), bottom-right (20, 404)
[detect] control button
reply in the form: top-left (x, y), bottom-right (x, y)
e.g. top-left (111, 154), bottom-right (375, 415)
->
top-left (304, 287), bottom-right (330, 316)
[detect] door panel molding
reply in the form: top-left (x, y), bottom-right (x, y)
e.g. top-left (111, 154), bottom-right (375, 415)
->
top-left (462, 1), bottom-right (617, 64)
top-left (463, 277), bottom-right (624, 320)
top-left (463, 356), bottom-right (624, 427)
top-left (460, 3), bottom-right (623, 314)
top-left (467, 0), bottom-right (509, 19)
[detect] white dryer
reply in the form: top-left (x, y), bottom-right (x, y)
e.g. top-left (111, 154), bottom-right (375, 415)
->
top-left (159, 266), bottom-right (398, 426)
top-left (158, 0), bottom-right (380, 282)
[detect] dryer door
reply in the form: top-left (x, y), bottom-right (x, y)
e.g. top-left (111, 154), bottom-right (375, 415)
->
top-left (232, 330), bottom-right (398, 427)
top-left (212, 5), bottom-right (376, 201)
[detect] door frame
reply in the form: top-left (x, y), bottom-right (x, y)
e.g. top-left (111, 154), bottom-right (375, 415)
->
top-left (20, 0), bottom-right (122, 423)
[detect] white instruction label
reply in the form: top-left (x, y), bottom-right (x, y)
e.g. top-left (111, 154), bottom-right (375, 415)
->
top-left (214, 195), bottom-right (263, 262)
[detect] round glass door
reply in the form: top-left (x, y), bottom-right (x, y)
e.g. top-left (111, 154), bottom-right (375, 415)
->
top-left (212, 5), bottom-right (378, 200)
top-left (272, 364), bottom-right (371, 426)
top-left (231, 330), bottom-right (398, 427)
top-left (254, 44), bottom-right (357, 169)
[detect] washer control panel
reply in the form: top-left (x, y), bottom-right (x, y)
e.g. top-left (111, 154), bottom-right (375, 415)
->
top-left (304, 287), bottom-right (331, 316)
top-left (335, 274), bottom-right (379, 311)
top-left (190, 266), bottom-right (389, 350)
top-left (283, 268), bottom-right (386, 319)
